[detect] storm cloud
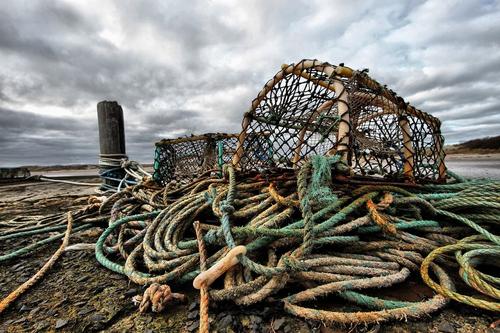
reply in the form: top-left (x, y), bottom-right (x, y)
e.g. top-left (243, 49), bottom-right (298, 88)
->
top-left (0, 0), bottom-right (499, 166)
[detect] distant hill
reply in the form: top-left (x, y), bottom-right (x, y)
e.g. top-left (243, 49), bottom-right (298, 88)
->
top-left (446, 135), bottom-right (500, 154)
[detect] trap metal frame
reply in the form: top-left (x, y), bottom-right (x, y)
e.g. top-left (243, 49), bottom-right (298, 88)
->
top-left (232, 59), bottom-right (446, 183)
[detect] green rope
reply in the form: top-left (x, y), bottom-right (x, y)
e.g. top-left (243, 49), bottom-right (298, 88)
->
top-left (89, 154), bottom-right (500, 320)
top-left (0, 224), bottom-right (92, 263)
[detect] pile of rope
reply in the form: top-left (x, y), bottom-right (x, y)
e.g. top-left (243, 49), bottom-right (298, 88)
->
top-left (0, 154), bottom-right (498, 329)
top-left (99, 154), bottom-right (152, 192)
top-left (92, 155), bottom-right (499, 328)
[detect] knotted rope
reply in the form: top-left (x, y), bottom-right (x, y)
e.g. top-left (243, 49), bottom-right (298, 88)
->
top-left (88, 156), bottom-right (499, 324)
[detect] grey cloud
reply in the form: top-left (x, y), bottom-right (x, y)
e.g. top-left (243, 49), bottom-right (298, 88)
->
top-left (0, 107), bottom-right (99, 166)
top-left (0, 0), bottom-right (499, 166)
top-left (0, 107), bottom-right (93, 135)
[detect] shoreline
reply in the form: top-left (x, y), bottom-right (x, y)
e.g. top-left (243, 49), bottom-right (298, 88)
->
top-left (445, 152), bottom-right (500, 160)
top-left (4, 153), bottom-right (497, 172)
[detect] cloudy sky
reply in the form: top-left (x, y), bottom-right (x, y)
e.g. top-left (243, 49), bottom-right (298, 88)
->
top-left (1, 0), bottom-right (499, 166)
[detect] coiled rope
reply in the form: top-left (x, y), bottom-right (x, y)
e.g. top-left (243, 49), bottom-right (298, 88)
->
top-left (92, 155), bottom-right (499, 324)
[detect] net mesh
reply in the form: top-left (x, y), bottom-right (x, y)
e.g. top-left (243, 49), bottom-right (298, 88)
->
top-left (153, 133), bottom-right (239, 186)
top-left (233, 59), bottom-right (446, 183)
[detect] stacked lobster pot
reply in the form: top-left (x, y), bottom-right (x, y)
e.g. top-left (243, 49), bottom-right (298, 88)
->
top-left (153, 60), bottom-right (447, 186)
top-left (94, 59), bottom-right (499, 330)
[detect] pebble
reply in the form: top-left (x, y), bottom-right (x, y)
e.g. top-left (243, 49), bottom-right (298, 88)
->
top-left (78, 307), bottom-right (94, 316)
top-left (12, 263), bottom-right (24, 271)
top-left (54, 297), bottom-right (69, 308)
top-left (29, 307), bottom-right (41, 316)
top-left (188, 309), bottom-right (199, 319)
top-left (93, 286), bottom-right (105, 293)
top-left (218, 314), bottom-right (233, 328)
top-left (89, 313), bottom-right (106, 322)
top-left (124, 288), bottom-right (137, 297)
top-left (34, 321), bottom-right (50, 332)
top-left (30, 298), bottom-right (44, 305)
top-left (187, 320), bottom-right (200, 331)
top-left (240, 316), bottom-right (251, 328)
top-left (188, 301), bottom-right (198, 311)
top-left (55, 319), bottom-right (69, 329)
top-left (273, 317), bottom-right (286, 331)
top-left (19, 305), bottom-right (31, 312)
top-left (76, 251), bottom-right (87, 259)
top-left (46, 309), bottom-right (57, 316)
top-left (76, 275), bottom-right (89, 283)
top-left (438, 322), bottom-right (456, 333)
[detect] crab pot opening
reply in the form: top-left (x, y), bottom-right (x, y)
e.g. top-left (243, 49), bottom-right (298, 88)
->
top-left (153, 133), bottom-right (239, 186)
top-left (232, 59), bottom-right (446, 183)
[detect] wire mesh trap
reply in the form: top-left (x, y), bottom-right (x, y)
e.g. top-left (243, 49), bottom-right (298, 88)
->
top-left (153, 133), bottom-right (239, 185)
top-left (232, 59), bottom-right (446, 183)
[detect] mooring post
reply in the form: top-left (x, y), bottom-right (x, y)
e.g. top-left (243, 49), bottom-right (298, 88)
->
top-left (97, 101), bottom-right (127, 189)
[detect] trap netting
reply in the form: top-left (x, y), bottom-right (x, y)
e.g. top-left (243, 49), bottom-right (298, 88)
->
top-left (153, 133), bottom-right (239, 186)
top-left (232, 59), bottom-right (446, 183)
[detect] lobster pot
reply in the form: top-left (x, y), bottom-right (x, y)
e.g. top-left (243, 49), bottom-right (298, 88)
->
top-left (348, 78), bottom-right (445, 182)
top-left (233, 63), bottom-right (339, 171)
top-left (233, 59), bottom-right (446, 183)
top-left (153, 133), bottom-right (239, 186)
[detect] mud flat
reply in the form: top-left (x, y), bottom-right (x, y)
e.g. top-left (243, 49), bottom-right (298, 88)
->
top-left (0, 176), bottom-right (497, 332)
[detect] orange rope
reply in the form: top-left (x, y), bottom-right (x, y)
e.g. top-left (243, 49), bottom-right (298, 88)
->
top-left (367, 198), bottom-right (396, 235)
top-left (194, 221), bottom-right (210, 333)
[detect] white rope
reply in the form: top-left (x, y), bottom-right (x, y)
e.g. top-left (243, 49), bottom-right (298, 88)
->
top-left (38, 176), bottom-right (100, 187)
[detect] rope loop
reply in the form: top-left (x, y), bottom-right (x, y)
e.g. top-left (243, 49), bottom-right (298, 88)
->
top-left (220, 201), bottom-right (235, 215)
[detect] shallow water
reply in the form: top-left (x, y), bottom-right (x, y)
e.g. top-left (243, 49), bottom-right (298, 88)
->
top-left (446, 157), bottom-right (500, 179)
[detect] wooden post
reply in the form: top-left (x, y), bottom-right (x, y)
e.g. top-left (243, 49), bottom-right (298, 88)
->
top-left (97, 101), bottom-right (127, 187)
top-left (97, 101), bottom-right (126, 156)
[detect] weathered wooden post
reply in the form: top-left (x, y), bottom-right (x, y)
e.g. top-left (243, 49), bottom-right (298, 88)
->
top-left (97, 101), bottom-right (127, 189)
